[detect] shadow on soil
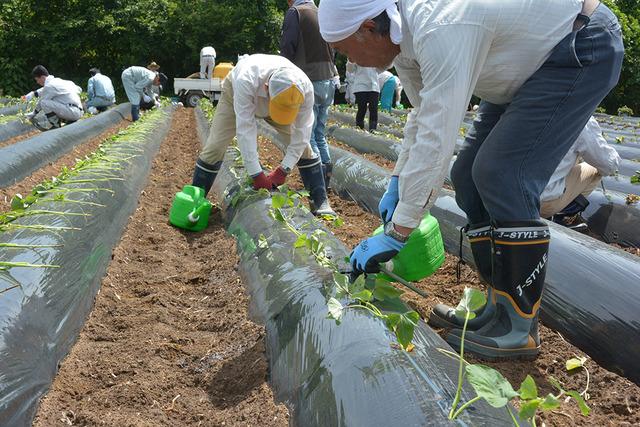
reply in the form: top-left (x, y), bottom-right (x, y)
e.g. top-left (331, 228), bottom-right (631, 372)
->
top-left (207, 340), bottom-right (270, 409)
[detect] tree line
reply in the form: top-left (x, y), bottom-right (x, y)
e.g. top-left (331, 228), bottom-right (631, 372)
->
top-left (0, 0), bottom-right (638, 113)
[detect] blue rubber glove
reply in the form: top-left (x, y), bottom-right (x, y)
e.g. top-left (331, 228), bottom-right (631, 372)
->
top-left (379, 175), bottom-right (399, 223)
top-left (350, 232), bottom-right (405, 276)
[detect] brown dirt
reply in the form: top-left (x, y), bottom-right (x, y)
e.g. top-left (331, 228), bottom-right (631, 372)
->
top-left (0, 128), bottom-right (39, 149)
top-left (257, 136), bottom-right (640, 427)
top-left (32, 108), bottom-right (289, 426)
top-left (0, 122), bottom-right (131, 211)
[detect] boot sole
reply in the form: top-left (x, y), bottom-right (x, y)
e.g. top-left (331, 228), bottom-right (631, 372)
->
top-left (427, 311), bottom-right (462, 330)
top-left (446, 337), bottom-right (539, 361)
top-left (428, 310), bottom-right (486, 331)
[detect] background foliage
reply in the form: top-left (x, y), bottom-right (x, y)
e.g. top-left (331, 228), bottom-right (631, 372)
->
top-left (0, 0), bottom-right (288, 97)
top-left (0, 0), bottom-right (638, 112)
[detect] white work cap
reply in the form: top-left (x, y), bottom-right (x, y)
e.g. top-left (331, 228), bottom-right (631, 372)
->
top-left (318, 0), bottom-right (403, 44)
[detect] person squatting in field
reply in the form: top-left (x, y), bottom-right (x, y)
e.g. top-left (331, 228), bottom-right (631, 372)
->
top-left (22, 65), bottom-right (83, 130)
top-left (190, 54), bottom-right (336, 217)
top-left (318, 0), bottom-right (623, 360)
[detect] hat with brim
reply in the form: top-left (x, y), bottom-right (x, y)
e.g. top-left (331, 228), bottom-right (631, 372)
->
top-left (268, 69), bottom-right (305, 125)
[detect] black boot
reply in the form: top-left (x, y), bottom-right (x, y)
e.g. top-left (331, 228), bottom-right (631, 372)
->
top-left (551, 194), bottom-right (589, 231)
top-left (369, 121), bottom-right (378, 132)
top-left (322, 162), bottom-right (333, 192)
top-left (446, 220), bottom-right (549, 360)
top-left (192, 159), bottom-right (222, 196)
top-left (429, 223), bottom-right (497, 330)
top-left (298, 157), bottom-right (336, 217)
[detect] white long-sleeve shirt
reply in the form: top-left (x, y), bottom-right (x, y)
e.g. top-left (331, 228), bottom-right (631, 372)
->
top-left (378, 71), bottom-right (394, 89)
top-left (348, 62), bottom-right (380, 93)
top-left (31, 75), bottom-right (82, 108)
top-left (229, 54), bottom-right (314, 176)
top-left (391, 0), bottom-right (582, 228)
top-left (541, 117), bottom-right (620, 201)
top-left (201, 46), bottom-right (217, 58)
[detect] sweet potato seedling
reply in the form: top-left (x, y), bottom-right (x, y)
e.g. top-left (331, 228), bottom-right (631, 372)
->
top-left (444, 288), bottom-right (591, 426)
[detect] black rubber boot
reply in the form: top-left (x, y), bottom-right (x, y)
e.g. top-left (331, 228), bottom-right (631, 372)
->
top-left (192, 159), bottom-right (222, 196)
top-left (369, 121), bottom-right (378, 132)
top-left (322, 162), bottom-right (333, 192)
top-left (446, 220), bottom-right (549, 360)
top-left (298, 157), bottom-right (335, 217)
top-left (551, 194), bottom-right (590, 231)
top-left (429, 223), bottom-right (496, 330)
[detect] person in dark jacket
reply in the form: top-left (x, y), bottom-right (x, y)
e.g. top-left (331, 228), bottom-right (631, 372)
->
top-left (280, 0), bottom-right (339, 190)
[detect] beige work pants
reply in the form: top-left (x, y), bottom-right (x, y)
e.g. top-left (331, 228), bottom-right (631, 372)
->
top-left (540, 163), bottom-right (602, 218)
top-left (198, 77), bottom-right (314, 166)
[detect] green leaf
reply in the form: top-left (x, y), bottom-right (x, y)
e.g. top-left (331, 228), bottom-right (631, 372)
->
top-left (518, 375), bottom-right (538, 400)
top-left (10, 194), bottom-right (25, 210)
top-left (518, 398), bottom-right (541, 420)
top-left (547, 376), bottom-right (565, 393)
top-left (349, 274), bottom-right (366, 294)
top-left (566, 356), bottom-right (587, 371)
top-left (272, 193), bottom-right (287, 209)
top-left (385, 313), bottom-right (401, 329)
top-left (272, 208), bottom-right (285, 222)
top-left (327, 297), bottom-right (343, 324)
top-left (332, 217), bottom-right (344, 227)
top-left (352, 289), bottom-right (373, 302)
top-left (454, 287), bottom-right (486, 318)
top-left (566, 391), bottom-right (590, 416)
top-left (395, 311), bottom-right (419, 350)
top-left (539, 394), bottom-right (560, 412)
top-left (465, 364), bottom-right (518, 408)
top-left (257, 234), bottom-right (268, 249)
top-left (373, 280), bottom-right (403, 301)
top-left (294, 234), bottom-right (307, 248)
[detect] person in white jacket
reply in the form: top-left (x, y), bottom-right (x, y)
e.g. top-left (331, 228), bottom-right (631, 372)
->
top-left (23, 65), bottom-right (83, 129)
top-left (319, 0), bottom-right (623, 359)
top-left (348, 61), bottom-right (379, 130)
top-left (200, 46), bottom-right (217, 79)
top-left (540, 116), bottom-right (620, 224)
top-left (190, 54), bottom-right (334, 216)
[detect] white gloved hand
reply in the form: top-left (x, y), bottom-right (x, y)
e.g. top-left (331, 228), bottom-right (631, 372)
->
top-left (332, 76), bottom-right (341, 90)
top-left (142, 94), bottom-right (152, 103)
top-left (23, 91), bottom-right (35, 102)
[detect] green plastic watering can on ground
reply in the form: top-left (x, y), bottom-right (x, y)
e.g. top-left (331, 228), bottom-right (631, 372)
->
top-left (373, 213), bottom-right (445, 283)
top-left (169, 185), bottom-right (212, 232)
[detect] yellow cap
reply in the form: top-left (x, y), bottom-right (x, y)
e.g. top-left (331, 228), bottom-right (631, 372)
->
top-left (269, 84), bottom-right (304, 125)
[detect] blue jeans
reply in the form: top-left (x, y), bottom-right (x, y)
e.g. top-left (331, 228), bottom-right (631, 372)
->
top-left (451, 4), bottom-right (624, 224)
top-left (310, 79), bottom-right (335, 164)
top-left (380, 78), bottom-right (397, 111)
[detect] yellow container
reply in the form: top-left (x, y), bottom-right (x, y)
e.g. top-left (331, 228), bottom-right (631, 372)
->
top-left (213, 63), bottom-right (234, 80)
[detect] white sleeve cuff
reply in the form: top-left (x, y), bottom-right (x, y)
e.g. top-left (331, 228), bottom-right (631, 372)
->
top-left (280, 152), bottom-right (299, 173)
top-left (392, 201), bottom-right (424, 229)
top-left (245, 160), bottom-right (263, 177)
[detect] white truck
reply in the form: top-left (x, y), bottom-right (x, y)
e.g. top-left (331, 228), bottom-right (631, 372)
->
top-left (173, 77), bottom-right (223, 108)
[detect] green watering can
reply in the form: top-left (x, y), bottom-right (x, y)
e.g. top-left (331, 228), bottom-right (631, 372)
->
top-left (373, 213), bottom-right (445, 285)
top-left (169, 185), bottom-right (212, 231)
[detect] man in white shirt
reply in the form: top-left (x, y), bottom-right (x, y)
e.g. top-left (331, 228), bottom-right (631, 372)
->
top-left (200, 46), bottom-right (217, 79)
top-left (22, 65), bottom-right (83, 129)
top-left (319, 0), bottom-right (623, 359)
top-left (540, 116), bottom-right (620, 224)
top-left (191, 54), bottom-right (335, 216)
top-left (86, 68), bottom-right (116, 113)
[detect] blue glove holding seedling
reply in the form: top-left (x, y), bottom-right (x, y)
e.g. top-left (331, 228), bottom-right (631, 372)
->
top-left (350, 232), bottom-right (405, 276)
top-left (379, 175), bottom-right (399, 223)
